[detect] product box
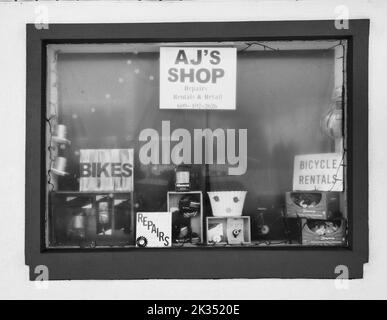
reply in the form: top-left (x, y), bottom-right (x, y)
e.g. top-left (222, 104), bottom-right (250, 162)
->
top-left (285, 191), bottom-right (340, 220)
top-left (167, 191), bottom-right (203, 243)
top-left (207, 191), bottom-right (247, 217)
top-left (206, 216), bottom-right (251, 245)
top-left (301, 218), bottom-right (347, 246)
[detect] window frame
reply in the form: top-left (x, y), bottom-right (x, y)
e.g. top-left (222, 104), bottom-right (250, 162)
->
top-left (26, 20), bottom-right (369, 280)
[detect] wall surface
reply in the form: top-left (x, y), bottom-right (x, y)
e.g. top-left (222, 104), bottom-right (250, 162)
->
top-left (0, 0), bottom-right (384, 299)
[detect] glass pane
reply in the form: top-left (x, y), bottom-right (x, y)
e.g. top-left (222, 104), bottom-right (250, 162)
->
top-left (45, 40), bottom-right (347, 249)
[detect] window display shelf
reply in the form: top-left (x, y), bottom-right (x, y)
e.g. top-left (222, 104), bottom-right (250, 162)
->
top-left (48, 191), bottom-right (135, 249)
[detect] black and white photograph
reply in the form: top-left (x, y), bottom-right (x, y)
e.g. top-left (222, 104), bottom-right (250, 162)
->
top-left (0, 0), bottom-right (383, 302)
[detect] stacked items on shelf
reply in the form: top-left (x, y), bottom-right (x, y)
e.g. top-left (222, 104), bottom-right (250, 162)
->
top-left (49, 143), bottom-right (136, 248)
top-left (50, 124), bottom-right (71, 177)
top-left (286, 82), bottom-right (348, 246)
top-left (166, 165), bottom-right (203, 245)
top-left (49, 192), bottom-right (134, 248)
top-left (285, 191), bottom-right (346, 246)
top-left (206, 191), bottom-right (251, 245)
top-left (168, 191), bottom-right (203, 244)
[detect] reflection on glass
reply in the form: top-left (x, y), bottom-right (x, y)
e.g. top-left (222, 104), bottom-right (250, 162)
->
top-left (46, 40), bottom-right (347, 249)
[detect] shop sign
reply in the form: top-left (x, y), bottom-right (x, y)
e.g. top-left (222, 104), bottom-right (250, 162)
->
top-left (79, 149), bottom-right (133, 192)
top-left (293, 153), bottom-right (344, 192)
top-left (136, 212), bottom-right (172, 247)
top-left (160, 47), bottom-right (237, 110)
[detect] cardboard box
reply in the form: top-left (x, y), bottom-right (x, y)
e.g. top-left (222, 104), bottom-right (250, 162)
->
top-left (302, 218), bottom-right (347, 246)
top-left (285, 191), bottom-right (340, 220)
top-left (206, 216), bottom-right (251, 245)
top-left (167, 191), bottom-right (203, 243)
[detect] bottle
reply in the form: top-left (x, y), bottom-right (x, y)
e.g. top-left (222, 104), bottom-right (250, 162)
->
top-left (69, 212), bottom-right (86, 241)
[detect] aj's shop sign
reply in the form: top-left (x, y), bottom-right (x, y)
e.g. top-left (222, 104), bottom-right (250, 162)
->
top-left (293, 153), bottom-right (344, 192)
top-left (159, 47), bottom-right (237, 110)
top-left (79, 149), bottom-right (133, 192)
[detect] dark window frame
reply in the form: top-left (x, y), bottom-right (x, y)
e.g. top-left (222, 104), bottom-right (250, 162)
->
top-left (26, 20), bottom-right (369, 280)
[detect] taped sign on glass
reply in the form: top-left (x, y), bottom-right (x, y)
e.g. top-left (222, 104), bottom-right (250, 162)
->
top-left (79, 149), bottom-right (133, 192)
top-left (159, 47), bottom-right (237, 110)
top-left (293, 153), bottom-right (344, 192)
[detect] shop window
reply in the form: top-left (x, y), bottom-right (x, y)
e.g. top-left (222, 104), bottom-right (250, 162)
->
top-left (45, 41), bottom-right (348, 249)
top-left (26, 21), bottom-right (369, 279)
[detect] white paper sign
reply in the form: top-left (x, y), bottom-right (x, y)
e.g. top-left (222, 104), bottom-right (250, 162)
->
top-left (160, 47), bottom-right (237, 110)
top-left (136, 212), bottom-right (172, 248)
top-left (79, 149), bottom-right (133, 192)
top-left (293, 153), bottom-right (344, 192)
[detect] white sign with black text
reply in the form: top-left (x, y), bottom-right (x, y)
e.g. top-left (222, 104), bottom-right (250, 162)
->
top-left (79, 149), bottom-right (133, 192)
top-left (136, 212), bottom-right (172, 248)
top-left (159, 47), bottom-right (237, 110)
top-left (293, 153), bottom-right (344, 192)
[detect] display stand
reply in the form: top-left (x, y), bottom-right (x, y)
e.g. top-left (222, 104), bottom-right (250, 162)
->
top-left (167, 191), bottom-right (203, 244)
top-left (48, 191), bottom-right (135, 248)
top-left (206, 216), bottom-right (251, 245)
